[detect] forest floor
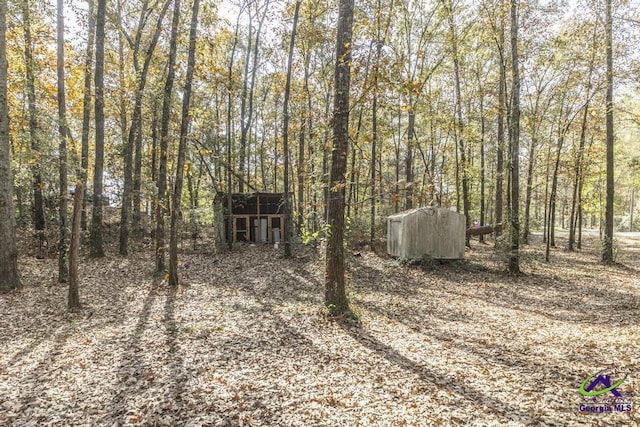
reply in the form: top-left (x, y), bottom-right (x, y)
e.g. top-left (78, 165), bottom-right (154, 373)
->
top-left (1, 232), bottom-right (639, 426)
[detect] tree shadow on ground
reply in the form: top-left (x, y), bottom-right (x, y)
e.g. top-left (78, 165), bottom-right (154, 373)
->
top-left (337, 320), bottom-right (543, 425)
top-left (349, 253), bottom-right (639, 327)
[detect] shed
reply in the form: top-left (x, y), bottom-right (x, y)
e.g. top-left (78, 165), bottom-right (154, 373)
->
top-left (214, 192), bottom-right (287, 244)
top-left (387, 207), bottom-right (465, 259)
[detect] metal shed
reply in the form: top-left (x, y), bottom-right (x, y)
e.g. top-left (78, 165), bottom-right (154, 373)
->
top-left (387, 207), bottom-right (466, 260)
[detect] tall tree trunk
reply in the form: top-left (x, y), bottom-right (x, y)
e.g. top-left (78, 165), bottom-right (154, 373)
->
top-left (57, 0), bottom-right (69, 283)
top-left (298, 53), bottom-right (310, 235)
top-left (325, 0), bottom-right (354, 316)
top-left (479, 87), bottom-right (486, 243)
top-left (23, 0), bottom-right (46, 259)
top-left (156, 0), bottom-right (181, 272)
top-left (238, 14), bottom-right (253, 193)
top-left (522, 136), bottom-right (536, 244)
top-left (508, 0), bottom-right (520, 274)
top-left (602, 0), bottom-right (614, 263)
top-left (0, 0), bottom-right (21, 291)
top-left (68, 182), bottom-right (83, 311)
top-left (495, 16), bottom-right (506, 241)
top-left (546, 131), bottom-right (565, 261)
top-left (90, 0), bottom-right (106, 258)
top-left (169, 0), bottom-right (200, 287)
top-left (447, 1), bottom-right (470, 245)
top-left (80, 0), bottom-right (95, 231)
top-left (406, 108), bottom-right (415, 210)
top-left (282, 0), bottom-right (300, 258)
top-left (226, 10), bottom-right (242, 249)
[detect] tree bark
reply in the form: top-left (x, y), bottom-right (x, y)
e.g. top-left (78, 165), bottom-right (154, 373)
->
top-left (80, 0), bottom-right (95, 231)
top-left (325, 0), bottom-right (354, 316)
top-left (602, 0), bottom-right (614, 263)
top-left (90, 0), bottom-right (106, 258)
top-left (22, 0), bottom-right (46, 259)
top-left (0, 0), bottom-right (21, 291)
top-left (169, 0), bottom-right (200, 287)
top-left (57, 0), bottom-right (69, 283)
top-left (508, 0), bottom-right (520, 274)
top-left (68, 182), bottom-right (83, 311)
top-left (447, 1), bottom-right (470, 246)
top-left (282, 0), bottom-right (301, 258)
top-left (156, 0), bottom-right (181, 272)
top-left (495, 12), bottom-right (506, 242)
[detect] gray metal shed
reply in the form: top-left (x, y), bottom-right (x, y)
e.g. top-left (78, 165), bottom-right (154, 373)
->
top-left (387, 207), bottom-right (465, 259)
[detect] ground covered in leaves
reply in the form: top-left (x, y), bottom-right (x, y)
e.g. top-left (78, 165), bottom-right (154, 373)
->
top-left (1, 234), bottom-right (639, 426)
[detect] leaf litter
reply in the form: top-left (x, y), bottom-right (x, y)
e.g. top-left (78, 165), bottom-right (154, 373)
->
top-left (0, 234), bottom-right (639, 426)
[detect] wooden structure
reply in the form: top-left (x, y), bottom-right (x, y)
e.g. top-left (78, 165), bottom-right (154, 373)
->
top-left (466, 223), bottom-right (503, 237)
top-left (387, 207), bottom-right (465, 259)
top-left (215, 192), bottom-right (287, 244)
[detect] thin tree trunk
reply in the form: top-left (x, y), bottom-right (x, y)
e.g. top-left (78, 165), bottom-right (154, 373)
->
top-left (298, 52), bottom-right (310, 235)
top-left (57, 0), bottom-right (69, 283)
top-left (282, 0), bottom-right (301, 258)
top-left (68, 182), bottom-right (83, 311)
top-left (479, 88), bottom-right (486, 243)
top-left (603, 0), bottom-right (614, 263)
top-left (508, 0), bottom-right (520, 273)
top-left (156, 0), bottom-right (180, 272)
top-left (90, 0), bottom-right (106, 258)
top-left (0, 0), bottom-right (21, 291)
top-left (495, 17), bottom-right (506, 241)
top-left (23, 0), bottom-right (46, 259)
top-left (447, 1), bottom-right (470, 245)
top-left (226, 9), bottom-right (243, 249)
top-left (522, 136), bottom-right (536, 244)
top-left (169, 0), bottom-right (200, 287)
top-left (325, 0), bottom-right (354, 316)
top-left (80, 0), bottom-right (95, 231)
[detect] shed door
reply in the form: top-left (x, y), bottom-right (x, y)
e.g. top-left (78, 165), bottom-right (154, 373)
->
top-left (389, 219), bottom-right (402, 256)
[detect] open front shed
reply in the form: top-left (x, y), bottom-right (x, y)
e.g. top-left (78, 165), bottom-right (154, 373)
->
top-left (215, 192), bottom-right (287, 244)
top-left (387, 207), bottom-right (465, 259)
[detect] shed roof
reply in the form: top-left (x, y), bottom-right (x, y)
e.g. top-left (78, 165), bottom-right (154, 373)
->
top-left (388, 206), bottom-right (457, 219)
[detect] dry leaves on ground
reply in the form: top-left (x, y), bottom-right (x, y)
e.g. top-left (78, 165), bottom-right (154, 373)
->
top-left (1, 234), bottom-right (639, 426)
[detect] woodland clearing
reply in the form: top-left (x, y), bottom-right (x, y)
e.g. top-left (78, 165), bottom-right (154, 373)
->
top-left (1, 234), bottom-right (639, 426)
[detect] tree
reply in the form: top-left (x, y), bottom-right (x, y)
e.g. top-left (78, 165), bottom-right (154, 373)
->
top-left (325, 0), bottom-right (354, 316)
top-left (156, 0), bottom-right (181, 272)
top-left (22, 0), bottom-right (46, 259)
top-left (80, 0), bottom-right (96, 231)
top-left (57, 0), bottom-right (69, 283)
top-left (0, 0), bottom-right (21, 291)
top-left (68, 182), bottom-right (83, 311)
top-left (508, 0), bottom-right (520, 274)
top-left (168, 0), bottom-right (200, 287)
top-left (602, 0), bottom-right (614, 263)
top-left (90, 0), bottom-right (106, 258)
top-left (282, 0), bottom-right (301, 258)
